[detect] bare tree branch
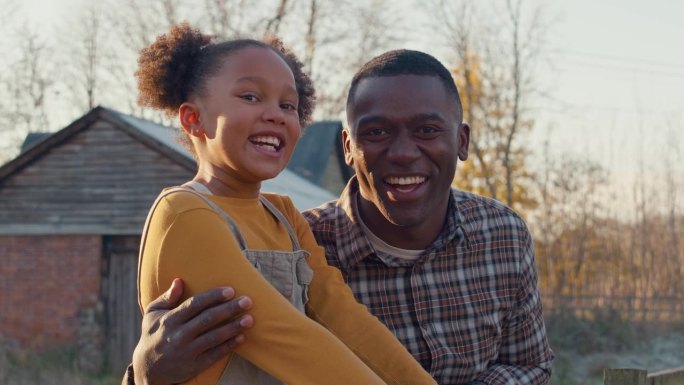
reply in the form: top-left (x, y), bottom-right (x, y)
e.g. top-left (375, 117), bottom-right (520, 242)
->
top-left (265, 0), bottom-right (290, 35)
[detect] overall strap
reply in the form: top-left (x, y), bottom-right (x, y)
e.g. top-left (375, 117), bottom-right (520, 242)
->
top-left (258, 195), bottom-right (302, 251)
top-left (178, 184), bottom-right (248, 249)
top-left (186, 181), bottom-right (302, 251)
top-left (183, 180), bottom-right (211, 194)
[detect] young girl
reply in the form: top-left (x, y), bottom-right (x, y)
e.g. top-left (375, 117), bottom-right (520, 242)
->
top-left (135, 23), bottom-right (436, 385)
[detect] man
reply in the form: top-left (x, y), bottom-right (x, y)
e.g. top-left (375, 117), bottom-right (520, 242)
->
top-left (126, 49), bottom-right (553, 385)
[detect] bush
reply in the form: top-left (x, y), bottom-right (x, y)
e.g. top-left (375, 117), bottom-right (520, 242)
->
top-left (546, 306), bottom-right (638, 355)
top-left (0, 342), bottom-right (118, 385)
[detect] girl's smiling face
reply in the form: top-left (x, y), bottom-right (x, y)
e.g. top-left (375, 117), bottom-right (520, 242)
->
top-left (192, 46), bottom-right (301, 195)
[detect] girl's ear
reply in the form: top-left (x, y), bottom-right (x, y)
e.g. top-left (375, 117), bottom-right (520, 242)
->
top-left (179, 103), bottom-right (204, 138)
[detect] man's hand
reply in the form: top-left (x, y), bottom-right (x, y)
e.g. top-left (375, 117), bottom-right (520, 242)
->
top-left (132, 279), bottom-right (254, 385)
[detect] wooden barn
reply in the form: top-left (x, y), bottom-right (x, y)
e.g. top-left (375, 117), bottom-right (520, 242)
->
top-left (0, 106), bottom-right (338, 373)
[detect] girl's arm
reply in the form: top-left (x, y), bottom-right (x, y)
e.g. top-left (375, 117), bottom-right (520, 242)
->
top-left (279, 198), bottom-right (437, 385)
top-left (139, 195), bottom-right (387, 385)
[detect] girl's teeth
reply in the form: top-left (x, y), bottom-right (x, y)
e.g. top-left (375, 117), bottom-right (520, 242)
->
top-left (251, 136), bottom-right (280, 147)
top-left (255, 143), bottom-right (277, 152)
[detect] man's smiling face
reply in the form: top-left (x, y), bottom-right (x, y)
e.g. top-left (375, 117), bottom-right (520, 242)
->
top-left (344, 74), bottom-right (469, 232)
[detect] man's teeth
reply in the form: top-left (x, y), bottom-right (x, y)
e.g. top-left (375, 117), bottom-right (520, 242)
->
top-left (385, 176), bottom-right (426, 185)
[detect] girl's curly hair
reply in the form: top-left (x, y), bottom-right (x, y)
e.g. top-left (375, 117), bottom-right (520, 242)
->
top-left (136, 22), bottom-right (316, 128)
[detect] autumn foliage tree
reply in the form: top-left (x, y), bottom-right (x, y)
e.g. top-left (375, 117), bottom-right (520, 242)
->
top-left (439, 0), bottom-right (684, 323)
top-left (439, 0), bottom-right (544, 215)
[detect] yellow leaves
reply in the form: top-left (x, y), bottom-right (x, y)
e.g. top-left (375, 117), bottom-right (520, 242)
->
top-left (450, 50), bottom-right (537, 215)
top-left (451, 51), bottom-right (483, 116)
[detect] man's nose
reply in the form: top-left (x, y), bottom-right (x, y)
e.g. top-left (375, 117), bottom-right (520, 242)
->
top-left (387, 131), bottom-right (420, 164)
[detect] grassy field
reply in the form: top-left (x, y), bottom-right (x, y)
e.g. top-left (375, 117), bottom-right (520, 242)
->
top-left (2, 313), bottom-right (683, 385)
top-left (0, 344), bottom-right (119, 385)
top-left (547, 309), bottom-right (684, 385)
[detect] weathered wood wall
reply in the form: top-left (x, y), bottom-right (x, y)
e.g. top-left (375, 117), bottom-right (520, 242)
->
top-left (0, 110), bottom-right (196, 373)
top-left (102, 235), bottom-right (142, 374)
top-left (0, 120), bottom-right (192, 234)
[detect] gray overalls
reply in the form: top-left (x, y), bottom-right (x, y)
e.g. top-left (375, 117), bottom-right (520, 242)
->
top-left (138, 182), bottom-right (314, 385)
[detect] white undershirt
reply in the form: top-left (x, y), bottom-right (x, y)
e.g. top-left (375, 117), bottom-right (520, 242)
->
top-left (355, 200), bottom-right (424, 261)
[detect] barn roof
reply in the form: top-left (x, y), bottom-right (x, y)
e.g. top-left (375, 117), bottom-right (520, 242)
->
top-left (107, 109), bottom-right (339, 208)
top-left (20, 132), bottom-right (51, 153)
top-left (287, 120), bottom-right (354, 195)
top-left (0, 106), bottom-right (336, 235)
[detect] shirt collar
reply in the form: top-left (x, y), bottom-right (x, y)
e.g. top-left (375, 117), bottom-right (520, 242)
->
top-left (334, 176), bottom-right (469, 269)
top-left (334, 176), bottom-right (377, 270)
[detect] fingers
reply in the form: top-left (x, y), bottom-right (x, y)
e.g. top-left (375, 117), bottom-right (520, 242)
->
top-left (144, 278), bottom-right (185, 313)
top-left (189, 334), bottom-right (245, 375)
top-left (164, 287), bottom-right (241, 326)
top-left (201, 333), bottom-right (245, 363)
top-left (189, 315), bottom-right (252, 367)
top-left (166, 278), bottom-right (184, 304)
top-left (179, 296), bottom-right (253, 342)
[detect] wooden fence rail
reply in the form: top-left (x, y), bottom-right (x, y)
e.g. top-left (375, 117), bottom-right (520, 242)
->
top-left (543, 295), bottom-right (684, 323)
top-left (604, 368), bottom-right (684, 385)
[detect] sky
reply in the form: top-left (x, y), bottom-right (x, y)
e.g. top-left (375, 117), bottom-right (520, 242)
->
top-left (11, 0), bottom-right (684, 206)
top-left (532, 0), bottom-right (683, 179)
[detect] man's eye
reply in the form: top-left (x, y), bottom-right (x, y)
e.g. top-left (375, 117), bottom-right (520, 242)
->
top-left (280, 102), bottom-right (297, 111)
top-left (416, 126), bottom-right (440, 137)
top-left (419, 126), bottom-right (438, 133)
top-left (368, 128), bottom-right (386, 136)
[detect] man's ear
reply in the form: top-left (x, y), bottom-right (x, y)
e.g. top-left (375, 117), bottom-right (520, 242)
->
top-left (179, 103), bottom-right (203, 138)
top-left (342, 128), bottom-right (354, 167)
top-left (458, 123), bottom-right (470, 161)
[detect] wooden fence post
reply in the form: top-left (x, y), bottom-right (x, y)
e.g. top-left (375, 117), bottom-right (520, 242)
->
top-left (649, 367), bottom-right (684, 385)
top-left (604, 368), bottom-right (648, 385)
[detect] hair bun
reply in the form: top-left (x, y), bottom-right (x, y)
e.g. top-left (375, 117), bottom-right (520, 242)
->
top-left (135, 22), bottom-right (214, 115)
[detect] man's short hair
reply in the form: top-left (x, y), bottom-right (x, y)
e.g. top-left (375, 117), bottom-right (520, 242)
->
top-left (346, 49), bottom-right (463, 119)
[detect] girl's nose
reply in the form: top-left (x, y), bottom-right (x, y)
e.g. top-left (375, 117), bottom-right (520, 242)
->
top-left (262, 103), bottom-right (286, 125)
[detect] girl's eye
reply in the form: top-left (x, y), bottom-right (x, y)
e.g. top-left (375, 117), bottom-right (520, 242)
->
top-left (240, 94), bottom-right (259, 102)
top-left (280, 102), bottom-right (297, 111)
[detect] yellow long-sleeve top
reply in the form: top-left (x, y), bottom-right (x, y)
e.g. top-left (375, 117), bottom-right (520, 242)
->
top-left (139, 189), bottom-right (436, 385)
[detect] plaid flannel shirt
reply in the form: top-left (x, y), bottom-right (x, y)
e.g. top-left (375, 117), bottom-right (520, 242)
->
top-left (303, 177), bottom-right (554, 385)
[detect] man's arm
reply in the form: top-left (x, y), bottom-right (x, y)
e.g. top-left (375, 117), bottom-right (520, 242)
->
top-left (123, 278), bottom-right (253, 385)
top-left (472, 233), bottom-right (554, 385)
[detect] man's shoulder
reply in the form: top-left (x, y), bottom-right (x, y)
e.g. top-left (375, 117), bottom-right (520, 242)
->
top-left (452, 188), bottom-right (518, 214)
top-left (301, 199), bottom-right (344, 253)
top-left (302, 199), bottom-right (340, 226)
top-left (452, 189), bottom-right (535, 271)
top-left (451, 188), bottom-right (528, 231)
